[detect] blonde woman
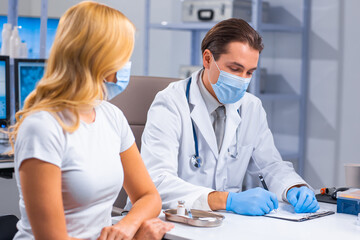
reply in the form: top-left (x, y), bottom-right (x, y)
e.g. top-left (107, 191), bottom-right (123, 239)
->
top-left (8, 2), bottom-right (173, 240)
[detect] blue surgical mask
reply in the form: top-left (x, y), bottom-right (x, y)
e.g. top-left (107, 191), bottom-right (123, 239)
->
top-left (210, 57), bottom-right (251, 104)
top-left (104, 61), bottom-right (132, 100)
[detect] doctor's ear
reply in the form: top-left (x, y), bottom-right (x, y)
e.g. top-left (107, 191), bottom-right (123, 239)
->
top-left (202, 50), bottom-right (212, 69)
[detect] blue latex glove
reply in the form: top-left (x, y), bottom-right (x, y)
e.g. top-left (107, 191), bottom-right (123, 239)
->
top-left (226, 187), bottom-right (278, 216)
top-left (287, 186), bottom-right (320, 213)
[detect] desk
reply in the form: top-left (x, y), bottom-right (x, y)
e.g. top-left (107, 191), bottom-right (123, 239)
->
top-left (0, 143), bottom-right (14, 179)
top-left (112, 203), bottom-right (360, 240)
top-left (0, 161), bottom-right (14, 179)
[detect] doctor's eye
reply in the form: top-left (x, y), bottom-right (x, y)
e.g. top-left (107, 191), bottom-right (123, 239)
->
top-left (247, 72), bottom-right (254, 77)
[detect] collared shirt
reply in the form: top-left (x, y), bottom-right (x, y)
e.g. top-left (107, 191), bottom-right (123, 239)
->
top-left (197, 70), bottom-right (223, 131)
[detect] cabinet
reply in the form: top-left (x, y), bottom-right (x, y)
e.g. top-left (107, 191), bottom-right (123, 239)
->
top-left (144, 0), bottom-right (310, 176)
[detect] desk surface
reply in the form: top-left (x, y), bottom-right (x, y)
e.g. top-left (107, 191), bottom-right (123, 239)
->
top-left (0, 143), bottom-right (14, 170)
top-left (0, 161), bottom-right (14, 169)
top-left (112, 203), bottom-right (360, 240)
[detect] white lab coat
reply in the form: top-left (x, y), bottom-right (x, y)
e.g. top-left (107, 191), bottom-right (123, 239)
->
top-left (141, 69), bottom-right (307, 210)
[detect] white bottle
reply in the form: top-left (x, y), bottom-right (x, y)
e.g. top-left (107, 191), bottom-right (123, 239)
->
top-left (1, 23), bottom-right (12, 56)
top-left (9, 26), bottom-right (21, 58)
top-left (177, 200), bottom-right (186, 216)
top-left (20, 41), bottom-right (28, 58)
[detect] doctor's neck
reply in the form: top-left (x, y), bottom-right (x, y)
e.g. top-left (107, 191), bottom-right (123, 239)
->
top-left (201, 69), bottom-right (220, 104)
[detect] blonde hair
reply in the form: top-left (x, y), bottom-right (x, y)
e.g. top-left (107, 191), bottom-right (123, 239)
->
top-left (7, 1), bottom-right (135, 151)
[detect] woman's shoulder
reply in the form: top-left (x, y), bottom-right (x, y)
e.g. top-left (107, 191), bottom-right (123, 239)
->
top-left (19, 111), bottom-right (63, 136)
top-left (22, 111), bottom-right (59, 128)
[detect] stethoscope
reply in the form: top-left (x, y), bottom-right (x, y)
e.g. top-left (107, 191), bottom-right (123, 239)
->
top-left (186, 77), bottom-right (241, 169)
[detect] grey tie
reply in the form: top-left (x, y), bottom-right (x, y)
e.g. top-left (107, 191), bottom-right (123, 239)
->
top-left (214, 106), bottom-right (226, 151)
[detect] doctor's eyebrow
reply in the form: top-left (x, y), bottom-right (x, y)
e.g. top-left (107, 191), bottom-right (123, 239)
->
top-left (228, 62), bottom-right (257, 71)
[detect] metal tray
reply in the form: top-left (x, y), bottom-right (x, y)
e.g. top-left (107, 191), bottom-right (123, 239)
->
top-left (163, 209), bottom-right (225, 227)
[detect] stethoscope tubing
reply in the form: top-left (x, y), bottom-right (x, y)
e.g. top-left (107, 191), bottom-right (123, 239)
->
top-left (186, 77), bottom-right (241, 168)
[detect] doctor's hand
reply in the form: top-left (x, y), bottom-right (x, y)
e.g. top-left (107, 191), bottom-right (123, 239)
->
top-left (287, 186), bottom-right (320, 213)
top-left (226, 187), bottom-right (278, 216)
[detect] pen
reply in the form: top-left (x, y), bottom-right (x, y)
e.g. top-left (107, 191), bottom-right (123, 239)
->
top-left (259, 174), bottom-right (277, 213)
top-left (259, 174), bottom-right (269, 190)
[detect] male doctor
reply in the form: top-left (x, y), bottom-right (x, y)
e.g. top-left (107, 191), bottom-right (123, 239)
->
top-left (141, 18), bottom-right (319, 215)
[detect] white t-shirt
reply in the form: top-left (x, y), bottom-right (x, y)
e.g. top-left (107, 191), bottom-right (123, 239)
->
top-left (13, 101), bottom-right (135, 240)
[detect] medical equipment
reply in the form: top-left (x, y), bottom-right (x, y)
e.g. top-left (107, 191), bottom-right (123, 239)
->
top-left (211, 55), bottom-right (251, 104)
top-left (287, 186), bottom-right (319, 213)
top-left (186, 78), bottom-right (202, 169)
top-left (186, 77), bottom-right (241, 168)
top-left (104, 62), bottom-right (132, 100)
top-left (226, 188), bottom-right (278, 215)
top-left (337, 188), bottom-right (360, 216)
top-left (181, 0), bottom-right (270, 23)
top-left (164, 208), bottom-right (225, 227)
top-left (177, 200), bottom-right (186, 216)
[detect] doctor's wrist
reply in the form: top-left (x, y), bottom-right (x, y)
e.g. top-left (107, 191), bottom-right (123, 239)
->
top-left (208, 191), bottom-right (229, 211)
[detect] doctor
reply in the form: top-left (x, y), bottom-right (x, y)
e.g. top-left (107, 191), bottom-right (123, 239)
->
top-left (141, 18), bottom-right (319, 215)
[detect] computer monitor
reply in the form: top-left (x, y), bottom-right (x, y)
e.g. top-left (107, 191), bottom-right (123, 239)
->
top-left (14, 58), bottom-right (47, 112)
top-left (0, 56), bottom-right (10, 128)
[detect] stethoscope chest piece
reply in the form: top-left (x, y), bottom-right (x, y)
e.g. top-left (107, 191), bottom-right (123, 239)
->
top-left (190, 155), bottom-right (202, 169)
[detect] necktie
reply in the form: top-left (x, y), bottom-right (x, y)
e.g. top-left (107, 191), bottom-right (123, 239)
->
top-left (214, 106), bottom-right (226, 151)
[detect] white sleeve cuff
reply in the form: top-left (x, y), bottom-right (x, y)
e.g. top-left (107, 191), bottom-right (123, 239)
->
top-left (282, 182), bottom-right (310, 202)
top-left (192, 191), bottom-right (212, 211)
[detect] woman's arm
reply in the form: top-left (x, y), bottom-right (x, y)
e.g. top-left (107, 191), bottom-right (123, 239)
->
top-left (121, 142), bottom-right (162, 221)
top-left (98, 143), bottom-right (172, 240)
top-left (19, 158), bottom-right (81, 240)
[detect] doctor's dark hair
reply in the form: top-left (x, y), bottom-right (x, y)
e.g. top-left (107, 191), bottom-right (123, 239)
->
top-left (201, 18), bottom-right (264, 60)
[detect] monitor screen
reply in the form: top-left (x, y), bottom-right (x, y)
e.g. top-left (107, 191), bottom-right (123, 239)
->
top-left (15, 59), bottom-right (46, 112)
top-left (0, 56), bottom-right (10, 128)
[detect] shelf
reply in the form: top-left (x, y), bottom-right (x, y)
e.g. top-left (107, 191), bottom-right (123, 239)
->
top-left (150, 22), bottom-right (303, 33)
top-left (261, 23), bottom-right (302, 33)
top-left (258, 93), bottom-right (301, 101)
top-left (0, 161), bottom-right (14, 169)
top-left (150, 22), bottom-right (215, 31)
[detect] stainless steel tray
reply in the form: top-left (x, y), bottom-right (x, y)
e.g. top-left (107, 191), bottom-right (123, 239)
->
top-left (163, 209), bottom-right (225, 227)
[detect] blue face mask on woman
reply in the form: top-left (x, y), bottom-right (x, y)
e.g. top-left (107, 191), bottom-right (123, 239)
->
top-left (210, 57), bottom-right (251, 104)
top-left (104, 61), bottom-right (132, 100)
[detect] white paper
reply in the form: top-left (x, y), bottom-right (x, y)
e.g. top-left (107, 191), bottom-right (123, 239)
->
top-left (265, 202), bottom-right (333, 221)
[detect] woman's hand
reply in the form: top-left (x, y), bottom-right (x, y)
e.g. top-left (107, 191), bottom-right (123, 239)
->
top-left (133, 218), bottom-right (174, 240)
top-left (97, 223), bottom-right (137, 240)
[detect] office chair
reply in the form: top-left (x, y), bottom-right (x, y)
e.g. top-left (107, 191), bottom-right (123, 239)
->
top-left (0, 215), bottom-right (19, 240)
top-left (110, 75), bottom-right (178, 213)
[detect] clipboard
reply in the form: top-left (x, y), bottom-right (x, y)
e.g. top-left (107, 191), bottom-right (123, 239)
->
top-left (264, 202), bottom-right (335, 222)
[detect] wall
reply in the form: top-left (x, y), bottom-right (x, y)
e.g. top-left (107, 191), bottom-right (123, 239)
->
top-left (305, 0), bottom-right (360, 188)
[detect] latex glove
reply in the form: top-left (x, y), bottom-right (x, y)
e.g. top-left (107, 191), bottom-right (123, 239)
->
top-left (226, 187), bottom-right (278, 216)
top-left (287, 186), bottom-right (320, 213)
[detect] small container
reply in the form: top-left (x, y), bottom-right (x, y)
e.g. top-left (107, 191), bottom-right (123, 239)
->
top-left (9, 26), bottom-right (21, 58)
top-left (1, 23), bottom-right (12, 56)
top-left (344, 164), bottom-right (360, 188)
top-left (337, 188), bottom-right (360, 215)
top-left (177, 200), bottom-right (186, 216)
